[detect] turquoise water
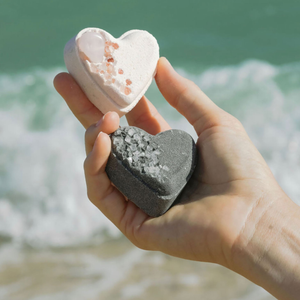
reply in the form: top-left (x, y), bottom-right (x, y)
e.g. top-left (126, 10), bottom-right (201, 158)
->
top-left (0, 1), bottom-right (299, 299)
top-left (1, 0), bottom-right (300, 72)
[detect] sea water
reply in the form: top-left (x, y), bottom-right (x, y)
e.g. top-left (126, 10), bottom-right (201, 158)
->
top-left (1, 0), bottom-right (300, 299)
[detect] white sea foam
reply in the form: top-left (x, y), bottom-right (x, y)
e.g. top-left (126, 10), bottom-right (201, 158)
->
top-left (0, 60), bottom-right (300, 250)
top-left (200, 61), bottom-right (300, 203)
top-left (0, 68), bottom-right (120, 249)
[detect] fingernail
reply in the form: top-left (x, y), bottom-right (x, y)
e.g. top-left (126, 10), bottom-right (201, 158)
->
top-left (96, 111), bottom-right (114, 127)
top-left (98, 131), bottom-right (109, 141)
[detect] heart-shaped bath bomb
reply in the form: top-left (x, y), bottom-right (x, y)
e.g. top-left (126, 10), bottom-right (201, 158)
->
top-left (64, 28), bottom-right (159, 116)
top-left (105, 127), bottom-right (197, 217)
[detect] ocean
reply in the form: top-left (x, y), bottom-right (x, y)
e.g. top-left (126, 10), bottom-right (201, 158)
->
top-left (1, 0), bottom-right (300, 299)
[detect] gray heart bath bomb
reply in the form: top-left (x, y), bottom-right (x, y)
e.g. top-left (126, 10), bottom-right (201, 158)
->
top-left (105, 126), bottom-right (197, 217)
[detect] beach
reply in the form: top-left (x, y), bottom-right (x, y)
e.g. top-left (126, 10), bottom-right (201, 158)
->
top-left (0, 239), bottom-right (275, 300)
top-left (1, 0), bottom-right (300, 298)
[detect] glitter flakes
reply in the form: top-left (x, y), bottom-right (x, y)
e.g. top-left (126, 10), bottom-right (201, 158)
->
top-left (111, 127), bottom-right (169, 181)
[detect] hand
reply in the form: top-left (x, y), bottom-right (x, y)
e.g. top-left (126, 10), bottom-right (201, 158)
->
top-left (54, 58), bottom-right (300, 300)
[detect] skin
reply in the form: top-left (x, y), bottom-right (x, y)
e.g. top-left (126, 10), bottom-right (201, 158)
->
top-left (54, 57), bottom-right (300, 300)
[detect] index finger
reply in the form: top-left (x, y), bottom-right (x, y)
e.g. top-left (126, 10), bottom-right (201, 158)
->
top-left (53, 72), bottom-right (103, 129)
top-left (54, 72), bottom-right (171, 134)
top-left (155, 58), bottom-right (227, 136)
top-left (126, 95), bottom-right (171, 135)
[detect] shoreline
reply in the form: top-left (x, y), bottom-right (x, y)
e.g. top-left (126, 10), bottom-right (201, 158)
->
top-left (0, 238), bottom-right (274, 300)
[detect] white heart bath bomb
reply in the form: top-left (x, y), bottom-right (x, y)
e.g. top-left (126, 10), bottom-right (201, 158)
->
top-left (64, 28), bottom-right (159, 116)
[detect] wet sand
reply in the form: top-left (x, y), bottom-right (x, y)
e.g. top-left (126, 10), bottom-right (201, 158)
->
top-left (0, 237), bottom-right (275, 300)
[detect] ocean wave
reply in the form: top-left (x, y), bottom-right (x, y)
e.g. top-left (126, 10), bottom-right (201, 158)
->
top-left (0, 60), bottom-right (300, 248)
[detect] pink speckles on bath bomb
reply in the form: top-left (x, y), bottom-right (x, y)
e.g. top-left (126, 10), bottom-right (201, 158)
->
top-left (78, 32), bottom-right (134, 94)
top-left (124, 87), bottom-right (131, 95)
top-left (112, 43), bottom-right (119, 49)
top-left (107, 64), bottom-right (114, 74)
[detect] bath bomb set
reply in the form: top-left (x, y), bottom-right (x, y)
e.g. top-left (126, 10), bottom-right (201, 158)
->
top-left (64, 28), bottom-right (197, 217)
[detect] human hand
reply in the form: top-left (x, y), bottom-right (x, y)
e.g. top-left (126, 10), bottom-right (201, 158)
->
top-left (54, 58), bottom-right (300, 300)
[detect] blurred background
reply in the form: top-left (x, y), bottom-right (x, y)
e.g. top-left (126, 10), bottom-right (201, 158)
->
top-left (1, 0), bottom-right (299, 299)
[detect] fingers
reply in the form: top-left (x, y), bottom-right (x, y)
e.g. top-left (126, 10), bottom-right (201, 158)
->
top-left (126, 95), bottom-right (171, 135)
top-left (53, 73), bottom-right (103, 129)
top-left (85, 111), bottom-right (120, 155)
top-left (84, 132), bottom-right (111, 176)
top-left (84, 129), bottom-right (150, 236)
top-left (54, 72), bottom-right (171, 135)
top-left (84, 132), bottom-right (126, 224)
top-left (155, 57), bottom-right (229, 136)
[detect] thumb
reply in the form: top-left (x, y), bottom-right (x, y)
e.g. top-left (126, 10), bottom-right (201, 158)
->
top-left (155, 57), bottom-right (228, 136)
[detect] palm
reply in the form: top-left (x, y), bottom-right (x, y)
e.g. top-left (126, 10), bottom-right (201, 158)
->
top-left (124, 121), bottom-right (272, 267)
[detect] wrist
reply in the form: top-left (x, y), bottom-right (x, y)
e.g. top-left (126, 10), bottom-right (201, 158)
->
top-left (230, 189), bottom-right (300, 299)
